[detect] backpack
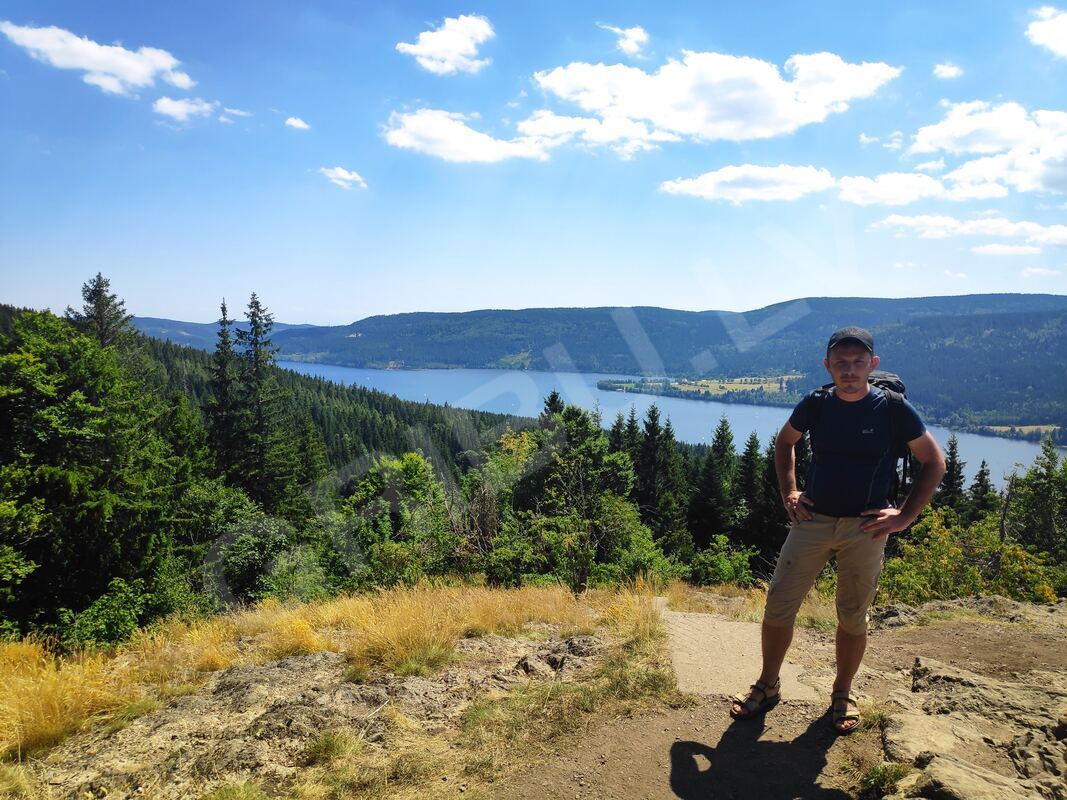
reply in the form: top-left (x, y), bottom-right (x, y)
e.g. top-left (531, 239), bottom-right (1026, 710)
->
top-left (809, 370), bottom-right (912, 505)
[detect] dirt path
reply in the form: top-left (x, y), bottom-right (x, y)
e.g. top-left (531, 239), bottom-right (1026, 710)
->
top-left (497, 596), bottom-right (1067, 800)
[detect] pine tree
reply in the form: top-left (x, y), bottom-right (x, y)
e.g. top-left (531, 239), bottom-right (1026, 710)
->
top-left (688, 450), bottom-right (730, 549)
top-left (965, 459), bottom-right (1000, 523)
top-left (608, 411), bottom-right (626, 453)
top-left (233, 293), bottom-right (301, 515)
top-left (64, 272), bottom-right (134, 349)
top-left (539, 389), bottom-right (565, 428)
top-left (710, 415), bottom-right (738, 496)
top-left (636, 404), bottom-right (663, 523)
top-left (207, 299), bottom-right (244, 484)
top-left (623, 405), bottom-right (642, 471)
top-left (732, 431), bottom-right (763, 548)
top-left (655, 419), bottom-right (694, 558)
top-left (935, 434), bottom-right (966, 513)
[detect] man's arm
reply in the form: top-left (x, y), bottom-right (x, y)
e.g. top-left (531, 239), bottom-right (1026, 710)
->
top-left (775, 421), bottom-right (814, 524)
top-left (860, 431), bottom-right (946, 540)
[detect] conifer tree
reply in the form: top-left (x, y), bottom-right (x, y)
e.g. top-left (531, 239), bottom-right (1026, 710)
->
top-left (732, 431), bottom-right (764, 547)
top-left (207, 299), bottom-right (244, 483)
top-left (965, 459), bottom-right (1000, 523)
top-left (710, 415), bottom-right (738, 495)
top-left (608, 411), bottom-right (626, 453)
top-left (935, 434), bottom-right (966, 513)
top-left (623, 405), bottom-right (642, 473)
top-left (64, 272), bottom-right (135, 349)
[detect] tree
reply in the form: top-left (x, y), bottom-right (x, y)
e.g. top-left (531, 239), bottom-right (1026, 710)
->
top-left (732, 431), bottom-right (764, 548)
top-left (232, 293), bottom-right (302, 516)
top-left (934, 434), bottom-right (966, 514)
top-left (710, 415), bottom-right (738, 496)
top-left (539, 389), bottom-right (565, 428)
top-left (965, 459), bottom-right (1000, 524)
top-left (64, 272), bottom-right (134, 349)
top-left (0, 311), bottom-right (181, 631)
top-left (207, 299), bottom-right (244, 484)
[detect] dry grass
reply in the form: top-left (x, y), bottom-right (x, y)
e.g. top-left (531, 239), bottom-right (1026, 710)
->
top-left (0, 583), bottom-right (597, 765)
top-left (666, 580), bottom-right (839, 631)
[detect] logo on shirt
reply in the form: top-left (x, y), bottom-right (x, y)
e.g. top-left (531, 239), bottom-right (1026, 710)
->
top-left (862, 428), bottom-right (875, 434)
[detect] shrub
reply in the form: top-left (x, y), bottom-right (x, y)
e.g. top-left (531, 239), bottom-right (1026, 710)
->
top-left (59, 578), bottom-right (147, 647)
top-left (687, 536), bottom-right (756, 586)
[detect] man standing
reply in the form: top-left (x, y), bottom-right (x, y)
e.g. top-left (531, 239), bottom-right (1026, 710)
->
top-left (729, 327), bottom-right (946, 733)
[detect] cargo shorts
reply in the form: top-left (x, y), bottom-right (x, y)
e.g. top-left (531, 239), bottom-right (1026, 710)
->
top-left (763, 512), bottom-right (887, 635)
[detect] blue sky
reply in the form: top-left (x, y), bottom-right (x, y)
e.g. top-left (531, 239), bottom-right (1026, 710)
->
top-left (1, 1), bottom-right (1065, 325)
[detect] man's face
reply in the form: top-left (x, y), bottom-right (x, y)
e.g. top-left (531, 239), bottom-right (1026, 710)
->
top-left (823, 342), bottom-right (879, 396)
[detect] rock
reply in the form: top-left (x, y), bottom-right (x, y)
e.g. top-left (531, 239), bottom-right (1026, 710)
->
top-left (872, 604), bottom-right (919, 628)
top-left (883, 711), bottom-right (961, 764)
top-left (516, 654), bottom-right (554, 678)
top-left (907, 754), bottom-right (1038, 800)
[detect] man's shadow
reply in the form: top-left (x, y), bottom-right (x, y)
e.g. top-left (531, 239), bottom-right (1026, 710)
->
top-left (669, 711), bottom-right (853, 799)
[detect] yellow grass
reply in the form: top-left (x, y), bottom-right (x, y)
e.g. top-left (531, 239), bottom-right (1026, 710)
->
top-left (666, 580), bottom-right (838, 631)
top-left (0, 583), bottom-right (598, 762)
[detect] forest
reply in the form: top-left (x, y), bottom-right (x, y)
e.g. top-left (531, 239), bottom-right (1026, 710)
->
top-left (2, 275), bottom-right (1064, 647)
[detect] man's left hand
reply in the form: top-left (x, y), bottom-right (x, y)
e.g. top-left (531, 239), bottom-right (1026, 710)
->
top-left (859, 507), bottom-right (913, 540)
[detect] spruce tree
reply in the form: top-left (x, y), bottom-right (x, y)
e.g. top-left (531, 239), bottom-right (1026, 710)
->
top-left (636, 404), bottom-right (663, 524)
top-left (966, 459), bottom-right (1000, 523)
top-left (64, 272), bottom-right (135, 349)
top-left (935, 434), bottom-right (966, 513)
top-left (608, 411), bottom-right (626, 453)
top-left (623, 405), bottom-right (642, 472)
top-left (732, 431), bottom-right (763, 547)
top-left (710, 415), bottom-right (738, 496)
top-left (207, 299), bottom-right (244, 484)
top-left (539, 389), bottom-right (565, 428)
top-left (655, 419), bottom-right (694, 558)
top-left (233, 293), bottom-right (301, 515)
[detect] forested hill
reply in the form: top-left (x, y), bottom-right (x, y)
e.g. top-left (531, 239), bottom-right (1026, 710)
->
top-left (134, 294), bottom-right (1067, 430)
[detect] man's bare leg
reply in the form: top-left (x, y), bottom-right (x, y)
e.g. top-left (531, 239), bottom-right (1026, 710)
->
top-left (731, 621), bottom-right (793, 716)
top-left (831, 626), bottom-right (866, 732)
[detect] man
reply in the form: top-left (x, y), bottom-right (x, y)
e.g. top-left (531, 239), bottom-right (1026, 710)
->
top-left (729, 326), bottom-right (946, 733)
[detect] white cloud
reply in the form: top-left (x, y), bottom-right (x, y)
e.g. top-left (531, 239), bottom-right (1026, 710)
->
top-left (659, 164), bottom-right (835, 204)
top-left (910, 100), bottom-right (1067, 196)
top-left (914, 158), bottom-right (946, 172)
top-left (971, 243), bottom-right (1042, 255)
top-left (319, 166), bottom-right (367, 189)
top-left (837, 172), bottom-right (945, 205)
top-left (933, 62), bottom-right (963, 79)
top-left (383, 109), bottom-right (550, 162)
top-left (533, 50), bottom-right (901, 144)
top-left (0, 20), bottom-right (194, 95)
top-left (893, 261), bottom-right (918, 269)
top-left (882, 130), bottom-right (905, 151)
top-left (285, 116), bottom-right (310, 130)
top-left (1021, 266), bottom-right (1063, 277)
top-left (223, 107), bottom-right (251, 117)
top-left (516, 109), bottom-right (677, 159)
top-left (871, 213), bottom-right (1067, 246)
top-left (152, 96), bottom-right (218, 122)
top-left (396, 14), bottom-right (493, 75)
top-left (1027, 6), bottom-right (1067, 58)
top-left (598, 23), bottom-right (649, 57)
top-left (859, 132), bottom-right (879, 145)
top-left (944, 269), bottom-right (968, 279)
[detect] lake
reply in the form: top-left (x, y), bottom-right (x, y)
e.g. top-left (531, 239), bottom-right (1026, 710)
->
top-left (279, 362), bottom-right (1047, 487)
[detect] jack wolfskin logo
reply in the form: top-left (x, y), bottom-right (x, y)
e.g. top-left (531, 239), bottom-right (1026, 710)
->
top-left (862, 428), bottom-right (875, 434)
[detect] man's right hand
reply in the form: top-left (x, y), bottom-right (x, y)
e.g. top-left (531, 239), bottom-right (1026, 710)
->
top-left (782, 490), bottom-right (814, 524)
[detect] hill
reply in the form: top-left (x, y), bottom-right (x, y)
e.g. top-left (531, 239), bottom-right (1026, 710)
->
top-left (133, 293), bottom-right (1067, 431)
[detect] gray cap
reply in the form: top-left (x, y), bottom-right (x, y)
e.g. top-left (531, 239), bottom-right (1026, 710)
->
top-left (827, 326), bottom-right (874, 354)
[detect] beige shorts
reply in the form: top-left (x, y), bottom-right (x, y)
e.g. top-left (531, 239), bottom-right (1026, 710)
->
top-left (763, 512), bottom-right (887, 635)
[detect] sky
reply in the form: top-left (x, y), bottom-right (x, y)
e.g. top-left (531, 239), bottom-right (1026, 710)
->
top-left (1, 1), bottom-right (1066, 325)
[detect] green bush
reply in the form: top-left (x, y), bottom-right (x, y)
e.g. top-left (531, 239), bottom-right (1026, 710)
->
top-left (220, 516), bottom-right (294, 602)
top-left (687, 535), bottom-right (756, 586)
top-left (263, 545), bottom-right (329, 602)
top-left (59, 577), bottom-right (147, 647)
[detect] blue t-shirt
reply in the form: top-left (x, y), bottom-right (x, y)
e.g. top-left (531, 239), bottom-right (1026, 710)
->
top-left (788, 386), bottom-right (926, 517)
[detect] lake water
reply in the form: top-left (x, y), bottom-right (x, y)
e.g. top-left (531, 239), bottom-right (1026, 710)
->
top-left (280, 361), bottom-right (1047, 487)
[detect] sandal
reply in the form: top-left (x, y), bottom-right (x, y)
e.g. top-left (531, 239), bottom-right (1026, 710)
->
top-left (729, 677), bottom-right (780, 720)
top-left (830, 690), bottom-right (860, 734)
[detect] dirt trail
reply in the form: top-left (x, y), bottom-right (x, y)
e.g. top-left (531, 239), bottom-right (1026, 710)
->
top-left (499, 596), bottom-right (1067, 800)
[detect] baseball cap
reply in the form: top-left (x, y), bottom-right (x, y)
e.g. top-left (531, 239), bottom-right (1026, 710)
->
top-left (826, 326), bottom-right (874, 355)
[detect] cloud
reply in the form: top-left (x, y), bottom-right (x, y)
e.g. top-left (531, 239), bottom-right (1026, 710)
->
top-left (285, 116), bottom-right (310, 130)
top-left (152, 96), bottom-right (218, 122)
top-left (893, 261), bottom-right (918, 269)
top-left (0, 20), bottom-right (193, 95)
top-left (1021, 266), bottom-right (1063, 277)
top-left (837, 172), bottom-right (945, 205)
top-left (914, 158), bottom-right (946, 172)
top-left (396, 14), bottom-right (493, 75)
top-left (933, 62), bottom-right (963, 79)
top-left (882, 130), bottom-right (904, 151)
top-left (319, 166), bottom-right (367, 189)
top-left (383, 108), bottom-right (550, 162)
top-left (871, 213), bottom-right (1067, 246)
top-left (1027, 6), bottom-right (1067, 58)
top-left (859, 132), bottom-right (879, 145)
top-left (532, 50), bottom-right (901, 144)
top-left (223, 107), bottom-right (251, 117)
top-left (659, 164), bottom-right (835, 204)
top-left (516, 109), bottom-right (678, 159)
top-left (944, 269), bottom-right (968, 278)
top-left (598, 23), bottom-right (649, 57)
top-left (910, 100), bottom-right (1067, 196)
top-left (971, 243), bottom-right (1042, 255)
